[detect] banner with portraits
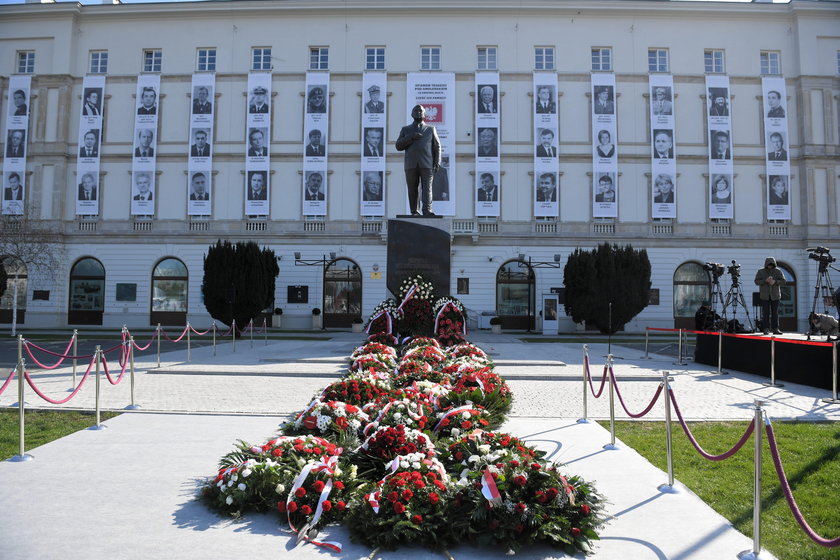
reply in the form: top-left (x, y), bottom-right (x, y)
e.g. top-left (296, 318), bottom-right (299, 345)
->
top-left (3, 75), bottom-right (31, 215)
top-left (475, 72), bottom-right (500, 217)
top-left (762, 76), bottom-right (790, 220)
top-left (360, 72), bottom-right (386, 216)
top-left (303, 72), bottom-right (329, 216)
top-left (533, 73), bottom-right (559, 218)
top-left (649, 74), bottom-right (676, 219)
top-left (130, 74), bottom-right (160, 216)
top-left (591, 73), bottom-right (617, 218)
top-left (245, 72), bottom-right (272, 216)
top-left (187, 74), bottom-right (215, 216)
top-left (405, 72), bottom-right (456, 216)
top-left (75, 75), bottom-right (105, 216)
top-left (705, 74), bottom-right (733, 219)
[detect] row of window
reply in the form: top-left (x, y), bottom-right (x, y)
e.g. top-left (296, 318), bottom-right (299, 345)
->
top-left (15, 46), bottom-right (794, 75)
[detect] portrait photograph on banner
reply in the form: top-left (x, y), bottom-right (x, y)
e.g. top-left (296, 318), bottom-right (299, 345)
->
top-left (475, 72), bottom-right (500, 218)
top-left (303, 72), bottom-right (330, 217)
top-left (533, 72), bottom-right (559, 218)
top-left (705, 74), bottom-right (733, 219)
top-left (2, 75), bottom-right (32, 215)
top-left (405, 72), bottom-right (456, 216)
top-left (360, 72), bottom-right (387, 217)
top-left (130, 74), bottom-right (160, 216)
top-left (245, 72), bottom-right (272, 216)
top-left (302, 170), bottom-right (327, 216)
top-left (75, 74), bottom-right (105, 216)
top-left (649, 74), bottom-right (676, 219)
top-left (591, 72), bottom-right (617, 218)
top-left (762, 76), bottom-right (791, 220)
top-left (188, 73), bottom-right (215, 216)
top-left (475, 169), bottom-right (500, 217)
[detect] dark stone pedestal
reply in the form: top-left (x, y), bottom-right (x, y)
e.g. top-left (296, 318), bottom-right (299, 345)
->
top-left (387, 219), bottom-right (450, 297)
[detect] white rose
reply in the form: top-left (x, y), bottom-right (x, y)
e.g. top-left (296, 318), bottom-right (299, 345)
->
top-left (461, 412), bottom-right (471, 420)
top-left (227, 480), bottom-right (234, 488)
top-left (411, 462), bottom-right (421, 469)
top-left (231, 474), bottom-right (238, 482)
top-left (478, 445), bottom-right (491, 455)
top-left (242, 468), bottom-right (252, 478)
top-left (451, 428), bottom-right (461, 438)
top-left (226, 495), bottom-right (233, 505)
top-left (400, 460), bottom-right (409, 468)
top-left (238, 483), bottom-right (246, 491)
top-left (468, 455), bottom-right (480, 463)
top-left (275, 484), bottom-right (285, 495)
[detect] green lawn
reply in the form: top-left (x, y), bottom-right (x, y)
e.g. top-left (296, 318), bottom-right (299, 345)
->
top-left (605, 420), bottom-right (840, 560)
top-left (0, 409), bottom-right (119, 461)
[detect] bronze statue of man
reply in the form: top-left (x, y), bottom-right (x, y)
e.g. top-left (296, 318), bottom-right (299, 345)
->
top-left (396, 104), bottom-right (441, 216)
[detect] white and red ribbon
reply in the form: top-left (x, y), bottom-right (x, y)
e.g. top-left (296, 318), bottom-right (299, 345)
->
top-left (481, 469), bottom-right (502, 507)
top-left (365, 310), bottom-right (393, 334)
top-left (396, 285), bottom-right (417, 312)
top-left (432, 404), bottom-right (477, 434)
top-left (433, 302), bottom-right (467, 336)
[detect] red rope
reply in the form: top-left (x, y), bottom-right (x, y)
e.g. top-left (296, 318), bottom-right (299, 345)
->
top-left (24, 358), bottom-right (94, 405)
top-left (609, 367), bottom-right (663, 418)
top-left (189, 324), bottom-right (212, 335)
top-left (131, 330), bottom-right (158, 351)
top-left (161, 325), bottom-right (189, 342)
top-left (669, 388), bottom-right (754, 461)
top-left (765, 422), bottom-right (840, 547)
top-left (0, 370), bottom-right (16, 396)
top-left (22, 337), bottom-right (78, 368)
top-left (22, 340), bottom-right (94, 361)
top-left (585, 356), bottom-right (608, 398)
top-left (100, 353), bottom-right (128, 385)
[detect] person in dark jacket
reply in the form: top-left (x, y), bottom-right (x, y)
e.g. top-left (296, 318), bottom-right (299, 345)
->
top-left (754, 257), bottom-right (786, 335)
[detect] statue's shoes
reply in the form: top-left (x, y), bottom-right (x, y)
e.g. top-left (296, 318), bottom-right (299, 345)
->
top-left (422, 211), bottom-right (436, 217)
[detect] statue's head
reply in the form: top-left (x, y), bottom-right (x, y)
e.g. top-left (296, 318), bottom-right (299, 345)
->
top-left (411, 104), bottom-right (425, 120)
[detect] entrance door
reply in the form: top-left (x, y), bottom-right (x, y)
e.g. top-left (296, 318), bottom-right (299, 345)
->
top-left (68, 257), bottom-right (105, 325)
top-left (150, 258), bottom-right (188, 326)
top-left (0, 257), bottom-right (26, 325)
top-left (496, 259), bottom-right (535, 330)
top-left (323, 258), bottom-right (362, 328)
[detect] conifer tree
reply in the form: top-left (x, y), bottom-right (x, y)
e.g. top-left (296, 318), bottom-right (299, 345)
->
top-left (0, 261), bottom-right (7, 299)
top-left (202, 240), bottom-right (279, 328)
top-left (563, 243), bottom-right (651, 334)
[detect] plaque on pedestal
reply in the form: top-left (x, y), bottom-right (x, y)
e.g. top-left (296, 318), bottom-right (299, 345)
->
top-left (387, 219), bottom-right (451, 297)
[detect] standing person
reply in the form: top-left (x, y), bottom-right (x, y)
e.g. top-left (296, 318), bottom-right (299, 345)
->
top-left (395, 104), bottom-right (440, 217)
top-left (364, 85), bottom-right (384, 114)
top-left (754, 257), bottom-right (786, 335)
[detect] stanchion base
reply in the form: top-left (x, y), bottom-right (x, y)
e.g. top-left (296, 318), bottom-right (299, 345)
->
top-left (737, 549), bottom-right (773, 560)
top-left (671, 361), bottom-right (688, 366)
top-left (66, 387), bottom-right (76, 392)
top-left (9, 453), bottom-right (34, 462)
top-left (657, 483), bottom-right (681, 494)
top-left (641, 356), bottom-right (653, 360)
top-left (761, 382), bottom-right (784, 388)
top-left (602, 443), bottom-right (620, 451)
top-left (821, 398), bottom-right (840, 404)
top-left (714, 370), bottom-right (730, 375)
top-left (576, 418), bottom-right (591, 424)
top-left (124, 404), bottom-right (142, 410)
top-left (9, 401), bottom-right (30, 407)
top-left (87, 424), bottom-right (108, 431)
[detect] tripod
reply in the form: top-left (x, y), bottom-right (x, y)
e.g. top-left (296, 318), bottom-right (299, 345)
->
top-left (708, 273), bottom-right (726, 329)
top-left (809, 261), bottom-right (836, 315)
top-left (722, 273), bottom-right (755, 332)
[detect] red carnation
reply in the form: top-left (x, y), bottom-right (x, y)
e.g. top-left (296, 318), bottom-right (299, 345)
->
top-left (301, 505), bottom-right (312, 515)
top-left (336, 501), bottom-right (346, 511)
top-left (515, 523), bottom-right (524, 533)
top-left (510, 459), bottom-right (519, 467)
top-left (535, 491), bottom-right (547, 503)
top-left (393, 502), bottom-right (406, 514)
top-left (571, 527), bottom-right (581, 537)
top-left (454, 451), bottom-right (464, 461)
top-left (514, 475), bottom-right (527, 487)
top-left (387, 491), bottom-right (399, 503)
top-left (287, 501), bottom-right (298, 513)
top-left (295, 487), bottom-right (307, 498)
top-left (334, 481), bottom-right (345, 490)
top-left (277, 501), bottom-right (287, 512)
top-left (335, 417), bottom-right (348, 429)
top-left (461, 420), bottom-right (472, 429)
top-left (346, 404), bottom-right (359, 414)
top-left (313, 447), bottom-right (323, 455)
top-left (401, 489), bottom-right (414, 501)
top-left (313, 480), bottom-right (325, 492)
top-left (271, 448), bottom-right (283, 457)
top-left (515, 502), bottom-right (527, 513)
top-left (531, 462), bottom-right (541, 471)
top-left (411, 514), bottom-right (423, 525)
top-left (321, 500), bottom-right (332, 512)
top-left (428, 492), bottom-right (440, 505)
top-left (581, 503), bottom-right (591, 515)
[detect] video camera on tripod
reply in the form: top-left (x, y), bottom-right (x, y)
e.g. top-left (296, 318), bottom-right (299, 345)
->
top-left (704, 259), bottom-right (754, 333)
top-left (703, 262), bottom-right (724, 277)
top-left (805, 246), bottom-right (838, 338)
top-left (807, 246), bottom-right (836, 267)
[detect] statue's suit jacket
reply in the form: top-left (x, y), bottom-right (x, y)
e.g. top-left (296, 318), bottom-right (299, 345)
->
top-left (395, 122), bottom-right (441, 170)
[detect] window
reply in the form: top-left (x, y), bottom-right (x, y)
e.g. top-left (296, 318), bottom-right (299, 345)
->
top-left (704, 50), bottom-right (725, 73)
top-left (89, 51), bottom-right (108, 74)
top-left (760, 51), bottom-right (781, 75)
top-left (648, 49), bottom-right (668, 73)
top-left (421, 47), bottom-right (441, 70)
top-left (591, 48), bottom-right (612, 71)
top-left (251, 47), bottom-right (272, 71)
top-left (197, 48), bottom-right (216, 71)
top-left (17, 51), bottom-right (35, 74)
top-left (309, 47), bottom-right (329, 70)
top-left (535, 47), bottom-right (555, 70)
top-left (365, 47), bottom-right (385, 70)
top-left (478, 46), bottom-right (497, 70)
top-left (143, 49), bottom-right (162, 72)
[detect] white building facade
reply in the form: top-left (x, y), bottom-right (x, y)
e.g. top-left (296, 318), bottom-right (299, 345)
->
top-left (0, 0), bottom-right (839, 332)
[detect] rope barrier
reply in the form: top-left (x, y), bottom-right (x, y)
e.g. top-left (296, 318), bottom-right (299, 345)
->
top-left (100, 353), bottom-right (128, 385)
top-left (669, 388), bottom-right (755, 461)
top-left (130, 330), bottom-right (158, 351)
top-left (586, 359), bottom-right (609, 399)
top-left (0, 369), bottom-right (16, 396)
top-left (608, 366), bottom-right (663, 419)
top-left (161, 324), bottom-right (190, 343)
top-left (21, 337), bottom-right (79, 368)
top-left (189, 324), bottom-right (212, 336)
top-left (764, 420), bottom-right (840, 548)
top-left (23, 358), bottom-right (95, 405)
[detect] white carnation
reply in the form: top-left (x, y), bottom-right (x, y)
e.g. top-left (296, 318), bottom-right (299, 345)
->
top-left (450, 428), bottom-right (461, 438)
top-left (478, 445), bottom-right (491, 455)
top-left (468, 455), bottom-right (480, 463)
top-left (226, 495), bottom-right (233, 505)
top-left (242, 468), bottom-right (252, 478)
top-left (275, 484), bottom-right (285, 495)
top-left (238, 483), bottom-right (246, 491)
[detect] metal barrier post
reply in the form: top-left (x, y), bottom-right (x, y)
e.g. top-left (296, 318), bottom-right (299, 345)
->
top-left (212, 322), bottom-right (217, 356)
top-left (717, 329), bottom-right (728, 375)
top-left (763, 337), bottom-right (784, 388)
top-left (738, 400), bottom-right (766, 560)
top-left (822, 342), bottom-right (839, 404)
top-left (577, 344), bottom-right (589, 424)
top-left (603, 355), bottom-right (619, 450)
top-left (89, 346), bottom-right (107, 430)
top-left (264, 318), bottom-right (268, 346)
top-left (71, 329), bottom-right (78, 390)
top-left (232, 319), bottom-right (236, 353)
top-left (125, 335), bottom-right (140, 410)
top-left (673, 328), bottom-right (687, 366)
top-left (658, 370), bottom-right (679, 494)
top-left (156, 323), bottom-right (161, 368)
top-left (643, 328), bottom-right (651, 359)
top-left (250, 318), bottom-right (254, 349)
top-left (10, 342), bottom-right (33, 461)
top-left (187, 321), bottom-right (191, 362)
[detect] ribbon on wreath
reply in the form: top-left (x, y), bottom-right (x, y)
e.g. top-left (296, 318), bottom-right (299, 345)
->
top-left (287, 455), bottom-right (343, 553)
top-left (365, 310), bottom-right (393, 334)
top-left (396, 284), bottom-right (417, 312)
top-left (481, 468), bottom-right (503, 507)
top-left (433, 302), bottom-right (467, 336)
top-left (364, 490), bottom-right (381, 513)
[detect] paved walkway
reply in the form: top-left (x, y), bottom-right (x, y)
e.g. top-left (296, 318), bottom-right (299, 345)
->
top-left (3, 331), bottom-right (837, 558)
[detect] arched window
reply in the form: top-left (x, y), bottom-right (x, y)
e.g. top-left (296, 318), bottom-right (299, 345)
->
top-left (151, 257), bottom-right (188, 326)
top-left (496, 259), bottom-right (535, 330)
top-left (673, 262), bottom-right (710, 329)
top-left (69, 257), bottom-right (105, 325)
top-left (776, 263), bottom-right (797, 331)
top-left (0, 257), bottom-right (27, 324)
top-left (323, 258), bottom-right (362, 328)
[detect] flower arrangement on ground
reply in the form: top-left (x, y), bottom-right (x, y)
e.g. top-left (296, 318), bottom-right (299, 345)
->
top-left (365, 299), bottom-right (402, 335)
top-left (280, 400), bottom-right (370, 448)
top-left (433, 297), bottom-right (468, 347)
top-left (320, 376), bottom-right (392, 406)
